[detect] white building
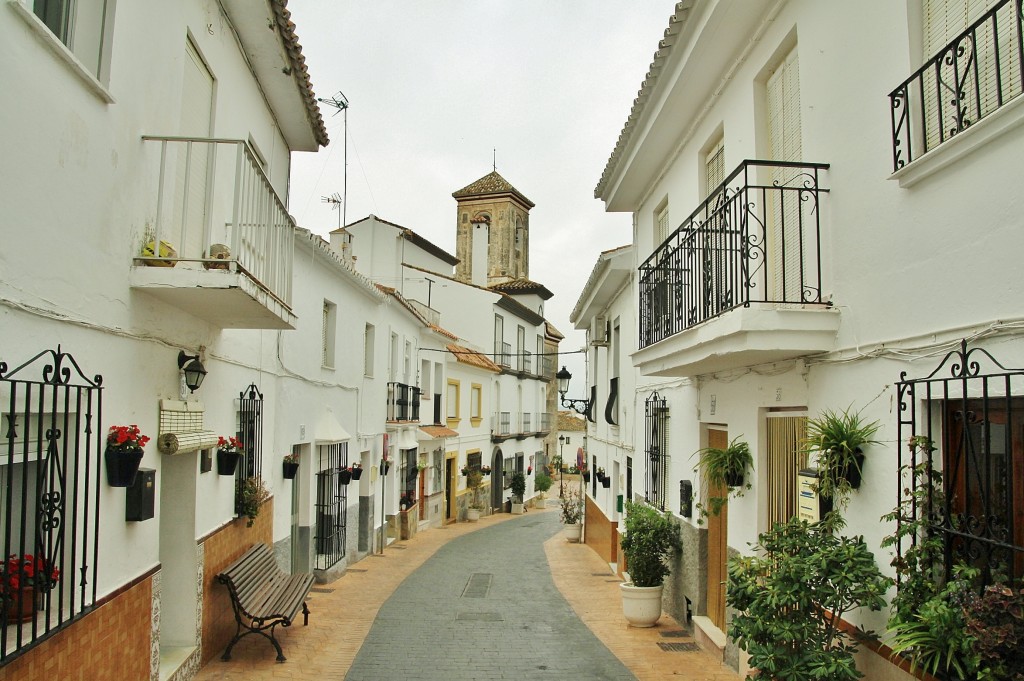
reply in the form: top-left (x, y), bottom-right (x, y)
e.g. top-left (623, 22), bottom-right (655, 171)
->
top-left (593, 0), bottom-right (1024, 677)
top-left (1, 0), bottom-right (330, 677)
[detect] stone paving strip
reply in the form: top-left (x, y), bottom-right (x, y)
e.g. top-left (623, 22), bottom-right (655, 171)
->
top-left (194, 506), bottom-right (740, 680)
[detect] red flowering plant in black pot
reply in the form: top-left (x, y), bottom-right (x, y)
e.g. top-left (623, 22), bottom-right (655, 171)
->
top-left (217, 436), bottom-right (243, 476)
top-left (105, 424), bottom-right (150, 487)
top-left (1, 553), bottom-right (60, 623)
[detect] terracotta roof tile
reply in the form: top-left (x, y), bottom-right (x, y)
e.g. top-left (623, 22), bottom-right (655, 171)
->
top-left (487, 278), bottom-right (554, 300)
top-left (447, 344), bottom-right (501, 373)
top-left (271, 0), bottom-right (330, 147)
top-left (419, 425), bottom-right (459, 438)
top-left (452, 171), bottom-right (535, 208)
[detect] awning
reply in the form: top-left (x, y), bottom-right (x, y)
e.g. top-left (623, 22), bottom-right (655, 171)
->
top-left (419, 425), bottom-right (459, 439)
top-left (314, 406), bottom-right (351, 445)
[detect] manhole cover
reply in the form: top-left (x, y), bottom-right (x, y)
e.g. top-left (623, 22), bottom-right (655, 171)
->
top-left (389, 545), bottom-right (407, 550)
top-left (347, 568), bottom-right (368, 573)
top-left (658, 642), bottom-right (700, 652)
top-left (462, 572), bottom-right (493, 598)
top-left (659, 630), bottom-right (689, 638)
top-left (310, 587), bottom-right (334, 594)
top-left (456, 611), bottom-right (503, 621)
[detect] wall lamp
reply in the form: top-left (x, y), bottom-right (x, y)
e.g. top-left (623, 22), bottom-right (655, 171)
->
top-left (555, 366), bottom-right (591, 416)
top-left (177, 351), bottom-right (207, 393)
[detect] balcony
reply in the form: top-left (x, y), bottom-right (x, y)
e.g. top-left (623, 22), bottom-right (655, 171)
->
top-left (491, 411), bottom-right (512, 442)
top-left (537, 412), bottom-right (552, 435)
top-left (131, 137), bottom-right (296, 329)
top-left (387, 383), bottom-right (421, 423)
top-left (890, 0), bottom-right (1024, 175)
top-left (636, 160), bottom-right (839, 378)
top-left (496, 342), bottom-right (512, 369)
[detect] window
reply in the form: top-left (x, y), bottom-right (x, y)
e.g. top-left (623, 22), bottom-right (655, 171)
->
top-left (494, 315), bottom-right (504, 364)
top-left (446, 380), bottom-right (461, 423)
top-left (322, 300), bottom-right (337, 368)
top-left (705, 137), bottom-right (725, 194)
top-left (364, 323), bottom-right (375, 377)
top-left (467, 450), bottom-right (482, 471)
top-left (17, 0), bottom-right (115, 90)
top-left (645, 392), bottom-right (670, 511)
top-left (517, 326), bottom-right (526, 371)
top-left (765, 415), bottom-right (808, 528)
top-left (470, 384), bottom-right (482, 423)
top-left (314, 442), bottom-right (348, 568)
top-left (420, 358), bottom-right (431, 398)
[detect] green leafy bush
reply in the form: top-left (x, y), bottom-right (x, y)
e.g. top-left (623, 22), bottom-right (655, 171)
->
top-left (727, 513), bottom-right (892, 680)
top-left (620, 501), bottom-right (680, 588)
top-left (965, 583), bottom-right (1024, 681)
top-left (510, 471), bottom-right (526, 502)
top-left (534, 472), bottom-right (553, 495)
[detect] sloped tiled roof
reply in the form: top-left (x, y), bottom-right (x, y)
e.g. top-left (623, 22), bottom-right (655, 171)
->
top-left (558, 411), bottom-right (587, 432)
top-left (272, 0), bottom-right (329, 147)
top-left (420, 425), bottom-right (459, 438)
top-left (488, 278), bottom-right (554, 300)
top-left (447, 344), bottom-right (501, 373)
top-left (345, 215), bottom-right (458, 265)
top-left (430, 324), bottom-right (458, 341)
top-left (594, 1), bottom-right (694, 199)
top-left (452, 171), bottom-right (535, 208)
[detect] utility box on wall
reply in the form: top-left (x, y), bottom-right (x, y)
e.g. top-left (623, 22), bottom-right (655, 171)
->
top-left (126, 468), bottom-right (156, 522)
top-left (797, 468), bottom-right (832, 522)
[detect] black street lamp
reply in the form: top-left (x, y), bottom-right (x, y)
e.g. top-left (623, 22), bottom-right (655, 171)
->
top-left (555, 366), bottom-right (591, 416)
top-left (558, 434), bottom-right (566, 499)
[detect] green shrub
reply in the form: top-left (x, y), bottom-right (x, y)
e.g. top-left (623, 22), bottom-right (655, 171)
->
top-left (534, 472), bottom-right (552, 494)
top-left (620, 501), bottom-right (680, 588)
top-left (510, 471), bottom-right (526, 502)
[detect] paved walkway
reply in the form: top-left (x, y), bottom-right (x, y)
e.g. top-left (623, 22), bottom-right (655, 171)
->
top-left (194, 507), bottom-right (738, 680)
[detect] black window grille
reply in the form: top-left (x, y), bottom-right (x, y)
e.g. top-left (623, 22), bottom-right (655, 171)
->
top-left (645, 392), bottom-right (670, 511)
top-left (236, 383), bottom-right (263, 481)
top-left (314, 442), bottom-right (347, 570)
top-left (467, 451), bottom-right (482, 470)
top-left (627, 456), bottom-right (633, 504)
top-left (605, 377), bottom-right (619, 426)
top-left (402, 448), bottom-right (418, 504)
top-left (0, 347), bottom-right (102, 662)
top-left (895, 340), bottom-right (1024, 589)
top-left (586, 385), bottom-right (596, 424)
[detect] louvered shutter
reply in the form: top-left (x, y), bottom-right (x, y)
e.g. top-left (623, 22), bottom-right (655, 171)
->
top-left (766, 48), bottom-right (803, 303)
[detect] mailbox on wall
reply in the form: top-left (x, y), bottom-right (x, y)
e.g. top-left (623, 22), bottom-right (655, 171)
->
top-left (126, 468), bottom-right (156, 522)
top-left (797, 468), bottom-right (833, 522)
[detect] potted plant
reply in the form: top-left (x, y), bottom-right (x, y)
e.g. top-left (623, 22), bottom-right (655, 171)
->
top-left (466, 469), bottom-right (486, 521)
top-left (510, 471), bottom-right (526, 515)
top-left (339, 466), bottom-right (353, 485)
top-left (560, 487), bottom-right (583, 542)
top-left (480, 465), bottom-right (492, 475)
top-left (381, 457), bottom-right (391, 475)
top-left (350, 463), bottom-right (363, 480)
top-left (217, 436), bottom-right (243, 475)
top-left (693, 436), bottom-right (753, 518)
top-left (581, 466), bottom-right (591, 483)
top-left (235, 477), bottom-right (270, 527)
top-left (282, 453), bottom-right (299, 479)
top-left (804, 407), bottom-right (879, 503)
top-left (534, 472), bottom-right (553, 509)
top-left (105, 424), bottom-right (150, 487)
top-left (619, 501), bottom-right (681, 627)
top-left (1, 553), bottom-right (60, 623)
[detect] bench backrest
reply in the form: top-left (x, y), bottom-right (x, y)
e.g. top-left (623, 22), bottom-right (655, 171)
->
top-left (217, 544), bottom-right (312, 623)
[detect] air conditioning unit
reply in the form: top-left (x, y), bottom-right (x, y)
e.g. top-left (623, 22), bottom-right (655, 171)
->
top-left (590, 315), bottom-right (609, 346)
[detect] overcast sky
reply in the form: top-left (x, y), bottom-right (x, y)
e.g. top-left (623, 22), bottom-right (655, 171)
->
top-left (287, 1), bottom-right (673, 384)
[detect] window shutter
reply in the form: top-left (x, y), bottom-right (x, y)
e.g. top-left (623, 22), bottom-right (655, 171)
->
top-left (767, 48), bottom-right (803, 302)
top-left (766, 416), bottom-right (808, 528)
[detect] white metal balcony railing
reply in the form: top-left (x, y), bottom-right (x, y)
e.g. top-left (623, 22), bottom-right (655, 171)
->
top-left (521, 412), bottom-right (531, 433)
top-left (492, 412), bottom-right (511, 437)
top-left (140, 136), bottom-right (294, 309)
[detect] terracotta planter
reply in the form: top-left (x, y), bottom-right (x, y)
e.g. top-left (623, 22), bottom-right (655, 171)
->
top-left (8, 586), bottom-right (37, 624)
top-left (282, 461), bottom-right (299, 479)
top-left (105, 445), bottom-right (144, 487)
top-left (351, 467), bottom-right (363, 480)
top-left (217, 449), bottom-right (240, 476)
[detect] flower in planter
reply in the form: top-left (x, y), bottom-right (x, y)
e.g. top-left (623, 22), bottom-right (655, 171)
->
top-left (1, 554), bottom-right (60, 592)
top-left (283, 452), bottom-right (299, 465)
top-left (480, 465), bottom-right (492, 475)
top-left (236, 477), bottom-right (270, 527)
top-left (107, 424), bottom-right (150, 451)
top-left (218, 436), bottom-right (243, 453)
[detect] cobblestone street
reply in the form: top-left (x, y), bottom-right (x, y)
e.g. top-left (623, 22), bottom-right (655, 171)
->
top-left (194, 508), bottom-right (738, 680)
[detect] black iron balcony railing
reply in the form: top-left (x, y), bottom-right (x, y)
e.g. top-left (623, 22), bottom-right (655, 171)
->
top-left (386, 382), bottom-right (421, 422)
top-left (889, 0), bottom-right (1024, 171)
top-left (638, 160), bottom-right (830, 349)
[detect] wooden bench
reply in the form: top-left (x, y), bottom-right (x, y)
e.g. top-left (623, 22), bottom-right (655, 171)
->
top-left (216, 543), bottom-right (314, 663)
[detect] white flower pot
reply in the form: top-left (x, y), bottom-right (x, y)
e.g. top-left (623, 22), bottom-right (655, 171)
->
top-left (562, 522), bottom-right (581, 542)
top-left (512, 502), bottom-right (525, 515)
top-left (534, 497), bottom-right (547, 509)
top-left (620, 583), bottom-right (664, 627)
top-left (467, 508), bottom-right (480, 522)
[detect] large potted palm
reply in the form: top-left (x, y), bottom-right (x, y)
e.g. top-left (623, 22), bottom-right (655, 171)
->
top-left (619, 500), bottom-right (681, 627)
top-left (803, 407), bottom-right (879, 505)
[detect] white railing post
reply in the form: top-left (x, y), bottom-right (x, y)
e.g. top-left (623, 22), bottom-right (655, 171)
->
top-left (231, 141), bottom-right (244, 267)
top-left (153, 140), bottom-right (168, 255)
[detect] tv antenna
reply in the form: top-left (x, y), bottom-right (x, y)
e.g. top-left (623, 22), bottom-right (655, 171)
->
top-left (317, 91), bottom-right (350, 230)
top-left (321, 192), bottom-right (343, 230)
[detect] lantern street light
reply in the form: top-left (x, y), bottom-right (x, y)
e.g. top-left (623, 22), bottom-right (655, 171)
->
top-left (555, 366), bottom-right (591, 416)
top-left (177, 351), bottom-right (207, 393)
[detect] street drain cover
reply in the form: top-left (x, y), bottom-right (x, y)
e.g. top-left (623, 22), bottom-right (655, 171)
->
top-left (456, 612), bottom-right (504, 622)
top-left (658, 642), bottom-right (700, 652)
top-left (310, 587), bottom-right (334, 594)
top-left (659, 630), bottom-right (689, 638)
top-left (462, 572), bottom-right (493, 598)
top-left (347, 568), bottom-right (368, 573)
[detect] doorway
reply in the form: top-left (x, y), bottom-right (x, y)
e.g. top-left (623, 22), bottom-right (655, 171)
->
top-left (445, 456), bottom-right (455, 523)
top-left (704, 427), bottom-right (729, 630)
top-left (491, 448), bottom-right (504, 511)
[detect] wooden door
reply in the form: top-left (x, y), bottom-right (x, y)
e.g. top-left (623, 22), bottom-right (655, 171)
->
top-left (705, 428), bottom-right (729, 629)
top-left (418, 469), bottom-right (427, 520)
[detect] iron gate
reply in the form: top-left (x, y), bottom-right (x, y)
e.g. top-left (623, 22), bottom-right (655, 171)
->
top-left (645, 392), bottom-right (670, 511)
top-left (895, 339), bottom-right (1024, 588)
top-left (0, 347), bottom-right (102, 661)
top-left (314, 442), bottom-right (347, 570)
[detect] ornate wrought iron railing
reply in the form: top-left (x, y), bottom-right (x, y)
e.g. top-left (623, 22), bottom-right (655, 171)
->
top-left (140, 137), bottom-right (295, 308)
top-left (386, 383), bottom-right (421, 422)
top-left (0, 347), bottom-right (102, 662)
top-left (889, 0), bottom-right (1024, 171)
top-left (314, 442), bottom-right (348, 570)
top-left (638, 160), bottom-right (830, 349)
top-left (644, 392), bottom-right (669, 511)
top-left (894, 340), bottom-right (1024, 589)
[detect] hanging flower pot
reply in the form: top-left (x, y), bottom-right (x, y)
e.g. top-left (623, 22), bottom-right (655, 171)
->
top-left (724, 471), bottom-right (745, 488)
top-left (339, 468), bottom-right (353, 485)
top-left (583, 471), bottom-right (591, 483)
top-left (282, 460), bottom-right (299, 480)
top-left (381, 460), bottom-right (391, 475)
top-left (217, 436), bottom-right (243, 476)
top-left (602, 477), bottom-right (611, 489)
top-left (104, 425), bottom-right (149, 487)
top-left (351, 465), bottom-right (363, 480)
